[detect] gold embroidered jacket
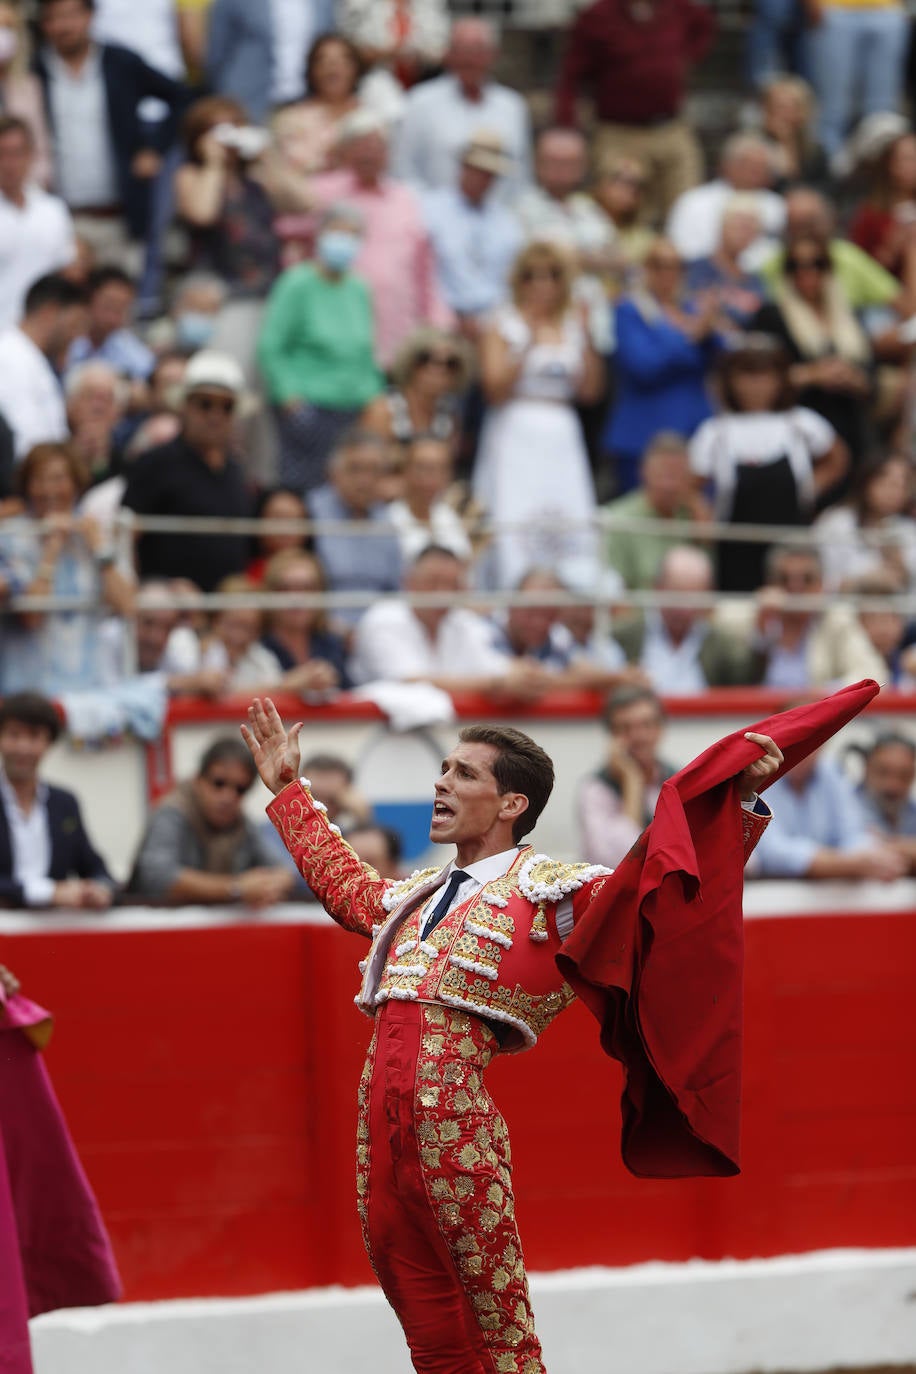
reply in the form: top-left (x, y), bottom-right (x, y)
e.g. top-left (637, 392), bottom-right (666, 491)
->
top-left (267, 777), bottom-right (769, 1054)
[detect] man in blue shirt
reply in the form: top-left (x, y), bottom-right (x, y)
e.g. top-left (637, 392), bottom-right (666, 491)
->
top-left (66, 266), bottom-right (154, 384)
top-left (421, 131), bottom-right (522, 334)
top-left (752, 746), bottom-right (906, 881)
top-left (309, 430), bottom-right (402, 627)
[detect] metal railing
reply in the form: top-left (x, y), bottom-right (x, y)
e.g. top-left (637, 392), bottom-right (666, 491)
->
top-left (3, 507), bottom-right (914, 619)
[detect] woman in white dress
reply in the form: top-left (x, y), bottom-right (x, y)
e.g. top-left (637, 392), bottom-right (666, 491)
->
top-left (474, 241), bottom-right (604, 589)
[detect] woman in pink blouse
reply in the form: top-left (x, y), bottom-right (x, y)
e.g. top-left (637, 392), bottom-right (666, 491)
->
top-left (268, 34), bottom-right (364, 205)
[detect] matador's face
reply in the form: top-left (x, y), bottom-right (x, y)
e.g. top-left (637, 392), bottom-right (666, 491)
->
top-left (431, 741), bottom-right (523, 853)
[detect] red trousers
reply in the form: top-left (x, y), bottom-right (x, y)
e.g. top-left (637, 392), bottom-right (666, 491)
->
top-left (357, 1000), bottom-right (546, 1374)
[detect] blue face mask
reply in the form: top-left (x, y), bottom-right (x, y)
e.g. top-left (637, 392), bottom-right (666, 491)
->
top-left (316, 230), bottom-right (359, 275)
top-left (176, 311), bottom-right (217, 350)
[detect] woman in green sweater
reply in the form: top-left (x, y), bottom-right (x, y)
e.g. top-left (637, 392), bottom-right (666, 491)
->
top-left (257, 202), bottom-right (383, 494)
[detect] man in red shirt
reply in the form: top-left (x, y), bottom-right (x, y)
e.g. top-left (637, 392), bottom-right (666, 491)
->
top-left (555, 0), bottom-right (716, 224)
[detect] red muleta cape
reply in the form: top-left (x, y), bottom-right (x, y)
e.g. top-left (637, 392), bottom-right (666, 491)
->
top-left (557, 679), bottom-right (880, 1180)
top-left (0, 992), bottom-right (121, 1374)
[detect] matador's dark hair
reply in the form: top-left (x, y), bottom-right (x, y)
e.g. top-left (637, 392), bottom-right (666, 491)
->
top-left (458, 725), bottom-right (554, 843)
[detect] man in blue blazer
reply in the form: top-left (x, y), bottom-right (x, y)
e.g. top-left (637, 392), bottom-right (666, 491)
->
top-left (33, 0), bottom-right (189, 248)
top-left (0, 693), bottom-right (115, 910)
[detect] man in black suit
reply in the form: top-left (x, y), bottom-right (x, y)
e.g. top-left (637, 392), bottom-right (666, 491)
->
top-left (0, 692), bottom-right (114, 909)
top-left (34, 0), bottom-right (188, 265)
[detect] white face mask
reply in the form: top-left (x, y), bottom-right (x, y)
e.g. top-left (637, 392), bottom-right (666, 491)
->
top-left (0, 28), bottom-right (19, 67)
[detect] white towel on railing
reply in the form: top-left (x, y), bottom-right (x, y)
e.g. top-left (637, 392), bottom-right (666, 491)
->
top-left (352, 681), bottom-right (456, 732)
top-left (59, 676), bottom-right (169, 746)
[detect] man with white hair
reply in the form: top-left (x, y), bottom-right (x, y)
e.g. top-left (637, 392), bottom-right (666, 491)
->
top-left (666, 133), bottom-right (786, 267)
top-left (614, 545), bottom-right (764, 692)
top-left (65, 358), bottom-right (128, 489)
top-left (684, 196), bottom-right (767, 327)
top-left (310, 109), bottom-right (451, 366)
top-left (393, 17), bottom-right (532, 202)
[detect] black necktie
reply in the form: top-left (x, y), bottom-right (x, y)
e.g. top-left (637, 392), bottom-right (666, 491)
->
top-left (424, 869), bottom-right (470, 936)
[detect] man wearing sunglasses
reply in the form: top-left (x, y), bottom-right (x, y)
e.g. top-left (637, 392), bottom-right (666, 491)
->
top-left (121, 349), bottom-right (253, 592)
top-left (126, 736), bottom-right (296, 907)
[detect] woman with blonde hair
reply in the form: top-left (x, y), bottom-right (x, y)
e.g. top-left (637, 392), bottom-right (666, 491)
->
top-left (361, 326), bottom-right (469, 446)
top-left (0, 1), bottom-right (52, 186)
top-left (473, 240), bottom-right (604, 588)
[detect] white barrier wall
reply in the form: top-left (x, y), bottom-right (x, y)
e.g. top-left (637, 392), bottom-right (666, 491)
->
top-left (31, 1249), bottom-right (916, 1374)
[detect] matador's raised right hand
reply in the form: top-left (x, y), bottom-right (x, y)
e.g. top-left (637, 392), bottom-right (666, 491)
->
top-left (241, 696), bottom-right (304, 797)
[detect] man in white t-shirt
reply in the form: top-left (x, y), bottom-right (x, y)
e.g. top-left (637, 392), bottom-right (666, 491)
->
top-left (0, 274), bottom-right (85, 461)
top-left (349, 544), bottom-right (547, 699)
top-left (0, 117), bottom-right (75, 330)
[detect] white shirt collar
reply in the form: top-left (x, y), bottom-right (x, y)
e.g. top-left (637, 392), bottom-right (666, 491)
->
top-left (0, 768), bottom-right (48, 813)
top-left (47, 43), bottom-right (101, 81)
top-left (449, 847), bottom-right (519, 886)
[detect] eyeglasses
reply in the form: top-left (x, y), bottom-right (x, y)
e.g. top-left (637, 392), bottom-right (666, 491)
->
top-left (520, 267), bottom-right (562, 283)
top-left (416, 350), bottom-right (461, 373)
top-left (188, 393), bottom-right (236, 414)
top-left (785, 256), bottom-right (831, 274)
top-left (205, 775), bottom-right (250, 796)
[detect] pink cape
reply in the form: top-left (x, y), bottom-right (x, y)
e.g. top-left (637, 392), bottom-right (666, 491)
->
top-left (0, 992), bottom-right (121, 1374)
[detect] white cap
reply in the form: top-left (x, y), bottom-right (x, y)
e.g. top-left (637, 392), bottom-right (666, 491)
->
top-left (181, 350), bottom-right (246, 398)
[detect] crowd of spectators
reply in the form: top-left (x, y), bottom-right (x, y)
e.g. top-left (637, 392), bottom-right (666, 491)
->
top-left (0, 0), bottom-right (914, 896)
